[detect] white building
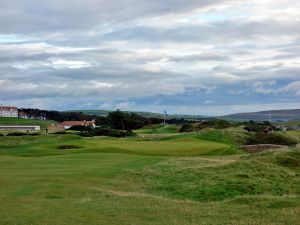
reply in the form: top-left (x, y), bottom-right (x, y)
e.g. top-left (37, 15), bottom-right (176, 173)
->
top-left (0, 125), bottom-right (40, 131)
top-left (0, 106), bottom-right (18, 117)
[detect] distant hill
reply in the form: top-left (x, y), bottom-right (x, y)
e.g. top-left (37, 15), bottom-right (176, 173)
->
top-left (221, 109), bottom-right (300, 122)
top-left (68, 109), bottom-right (300, 122)
top-left (67, 110), bottom-right (212, 120)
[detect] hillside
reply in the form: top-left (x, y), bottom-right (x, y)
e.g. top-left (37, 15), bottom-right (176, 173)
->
top-left (68, 109), bottom-right (300, 122)
top-left (222, 109), bottom-right (300, 122)
top-left (67, 110), bottom-right (212, 120)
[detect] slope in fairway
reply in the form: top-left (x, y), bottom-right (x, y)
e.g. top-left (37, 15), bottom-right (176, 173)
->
top-left (83, 137), bottom-right (232, 156)
top-left (0, 146), bottom-right (300, 225)
top-left (0, 135), bottom-right (235, 157)
top-left (134, 124), bottom-right (180, 134)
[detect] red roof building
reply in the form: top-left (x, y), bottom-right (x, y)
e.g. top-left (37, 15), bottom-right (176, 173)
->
top-left (48, 120), bottom-right (95, 130)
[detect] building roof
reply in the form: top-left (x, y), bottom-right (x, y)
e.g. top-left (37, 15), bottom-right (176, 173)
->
top-left (18, 111), bottom-right (28, 115)
top-left (58, 121), bottom-right (94, 127)
top-left (0, 106), bottom-right (18, 111)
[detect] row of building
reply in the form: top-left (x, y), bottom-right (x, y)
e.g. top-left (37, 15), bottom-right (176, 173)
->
top-left (0, 120), bottom-right (95, 132)
top-left (0, 105), bottom-right (96, 132)
top-left (0, 106), bottom-right (18, 117)
top-left (0, 105), bottom-right (33, 119)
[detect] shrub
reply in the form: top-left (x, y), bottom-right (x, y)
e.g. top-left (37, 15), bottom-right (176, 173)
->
top-left (27, 133), bottom-right (40, 136)
top-left (79, 128), bottom-right (136, 138)
top-left (50, 131), bottom-right (68, 135)
top-left (180, 124), bottom-right (194, 133)
top-left (180, 120), bottom-right (234, 133)
top-left (68, 125), bottom-right (93, 132)
top-left (6, 132), bottom-right (28, 136)
top-left (245, 132), bottom-right (297, 146)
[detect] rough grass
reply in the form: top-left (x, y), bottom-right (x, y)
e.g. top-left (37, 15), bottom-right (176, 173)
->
top-left (111, 149), bottom-right (300, 202)
top-left (0, 134), bottom-right (299, 224)
top-left (287, 130), bottom-right (300, 142)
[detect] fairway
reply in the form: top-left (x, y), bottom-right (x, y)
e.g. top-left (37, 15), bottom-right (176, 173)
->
top-left (0, 117), bottom-right (56, 129)
top-left (134, 124), bottom-right (180, 134)
top-left (0, 134), bottom-right (300, 225)
top-left (0, 134), bottom-right (236, 157)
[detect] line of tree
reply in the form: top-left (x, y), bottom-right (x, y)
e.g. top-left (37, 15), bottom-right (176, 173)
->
top-left (19, 108), bottom-right (94, 122)
top-left (20, 108), bottom-right (190, 131)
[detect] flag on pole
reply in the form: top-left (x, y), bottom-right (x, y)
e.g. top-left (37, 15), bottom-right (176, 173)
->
top-left (163, 110), bottom-right (168, 125)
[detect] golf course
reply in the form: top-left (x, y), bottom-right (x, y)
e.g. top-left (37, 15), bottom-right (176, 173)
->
top-left (0, 127), bottom-right (300, 225)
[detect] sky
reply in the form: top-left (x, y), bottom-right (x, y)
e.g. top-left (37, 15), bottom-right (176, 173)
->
top-left (0, 0), bottom-right (300, 116)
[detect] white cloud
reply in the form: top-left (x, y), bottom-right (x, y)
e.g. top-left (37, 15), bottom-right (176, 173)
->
top-left (281, 81), bottom-right (300, 96)
top-left (52, 59), bottom-right (91, 69)
top-left (0, 0), bottom-right (299, 113)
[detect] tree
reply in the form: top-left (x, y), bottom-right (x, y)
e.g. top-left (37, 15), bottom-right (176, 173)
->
top-left (107, 110), bottom-right (147, 131)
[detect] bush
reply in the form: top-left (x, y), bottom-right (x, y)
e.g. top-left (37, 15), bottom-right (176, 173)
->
top-left (245, 132), bottom-right (298, 146)
top-left (68, 125), bottom-right (93, 132)
top-left (50, 131), bottom-right (68, 135)
top-left (180, 124), bottom-right (194, 133)
top-left (79, 128), bottom-right (136, 138)
top-left (6, 132), bottom-right (28, 136)
top-left (180, 120), bottom-right (234, 133)
top-left (0, 133), bottom-right (4, 136)
top-left (27, 133), bottom-right (40, 136)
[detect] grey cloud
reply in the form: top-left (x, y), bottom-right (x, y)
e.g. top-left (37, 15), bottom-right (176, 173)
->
top-left (0, 0), bottom-right (227, 33)
top-left (104, 20), bottom-right (300, 43)
top-left (0, 0), bottom-right (300, 113)
top-left (168, 53), bottom-right (231, 63)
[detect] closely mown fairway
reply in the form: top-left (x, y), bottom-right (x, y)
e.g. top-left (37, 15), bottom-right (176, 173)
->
top-left (0, 134), bottom-right (237, 157)
top-left (0, 117), bottom-right (56, 129)
top-left (0, 133), bottom-right (300, 225)
top-left (134, 124), bottom-right (180, 134)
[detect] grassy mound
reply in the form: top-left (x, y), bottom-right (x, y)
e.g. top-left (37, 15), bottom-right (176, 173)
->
top-left (245, 132), bottom-right (298, 146)
top-left (113, 149), bottom-right (300, 202)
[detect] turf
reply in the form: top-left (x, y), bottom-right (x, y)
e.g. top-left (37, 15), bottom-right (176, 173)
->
top-left (287, 130), bottom-right (300, 142)
top-left (134, 124), bottom-right (180, 134)
top-left (0, 133), bottom-right (299, 225)
top-left (0, 117), bottom-right (56, 129)
top-left (0, 134), bottom-right (238, 157)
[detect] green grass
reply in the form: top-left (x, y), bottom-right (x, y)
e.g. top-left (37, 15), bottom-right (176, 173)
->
top-left (274, 120), bottom-right (300, 126)
top-left (0, 133), bottom-right (299, 224)
top-left (0, 117), bottom-right (56, 129)
top-left (134, 124), bottom-right (180, 134)
top-left (112, 151), bottom-right (300, 202)
top-left (287, 130), bottom-right (300, 142)
top-left (0, 133), bottom-right (238, 157)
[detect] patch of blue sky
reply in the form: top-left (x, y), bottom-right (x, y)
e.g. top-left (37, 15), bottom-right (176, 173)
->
top-left (0, 34), bottom-right (33, 44)
top-left (191, 9), bottom-right (250, 22)
top-left (132, 83), bottom-right (299, 108)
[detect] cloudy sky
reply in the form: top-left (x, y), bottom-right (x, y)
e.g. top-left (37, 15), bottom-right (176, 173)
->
top-left (0, 0), bottom-right (300, 115)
